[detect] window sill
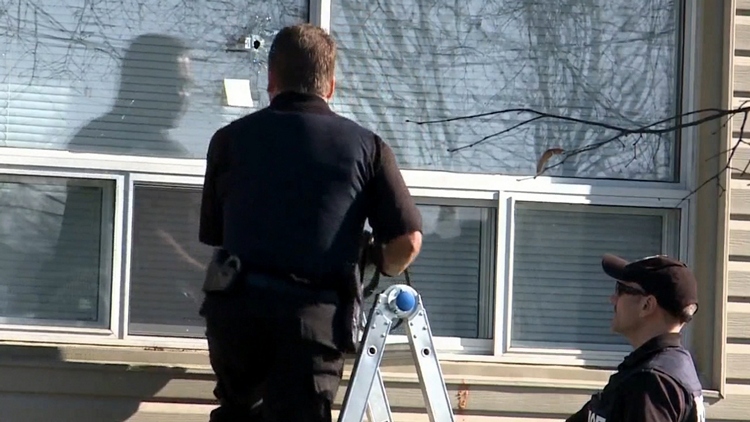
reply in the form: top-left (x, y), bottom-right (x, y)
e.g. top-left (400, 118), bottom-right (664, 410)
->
top-left (0, 340), bottom-right (725, 404)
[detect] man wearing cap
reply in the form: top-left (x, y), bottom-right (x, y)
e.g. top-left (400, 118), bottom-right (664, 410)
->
top-left (565, 254), bottom-right (706, 422)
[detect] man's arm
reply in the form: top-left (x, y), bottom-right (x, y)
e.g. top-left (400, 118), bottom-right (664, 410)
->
top-left (199, 129), bottom-right (230, 247)
top-left (612, 371), bottom-right (689, 422)
top-left (365, 136), bottom-right (422, 276)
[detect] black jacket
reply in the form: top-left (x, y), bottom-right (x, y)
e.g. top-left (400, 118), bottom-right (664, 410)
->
top-left (567, 333), bottom-right (705, 422)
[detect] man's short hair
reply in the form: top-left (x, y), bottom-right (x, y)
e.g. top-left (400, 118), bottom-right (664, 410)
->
top-left (268, 23), bottom-right (336, 97)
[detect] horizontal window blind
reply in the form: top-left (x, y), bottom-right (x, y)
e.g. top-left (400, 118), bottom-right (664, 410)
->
top-left (129, 185), bottom-right (212, 337)
top-left (0, 176), bottom-right (113, 326)
top-left (330, 0), bottom-right (679, 180)
top-left (0, 0), bottom-right (307, 158)
top-left (363, 205), bottom-right (493, 339)
top-left (511, 202), bottom-right (678, 350)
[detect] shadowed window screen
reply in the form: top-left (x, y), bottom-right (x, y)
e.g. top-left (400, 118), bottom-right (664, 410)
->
top-left (511, 202), bottom-right (679, 351)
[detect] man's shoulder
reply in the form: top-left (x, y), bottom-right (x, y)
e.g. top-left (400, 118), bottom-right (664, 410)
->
top-left (329, 110), bottom-right (377, 134)
top-left (221, 107), bottom-right (273, 131)
top-left (620, 370), bottom-right (692, 414)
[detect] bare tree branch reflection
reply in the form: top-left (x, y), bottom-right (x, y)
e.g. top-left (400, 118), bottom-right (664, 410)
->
top-left (409, 103), bottom-right (749, 204)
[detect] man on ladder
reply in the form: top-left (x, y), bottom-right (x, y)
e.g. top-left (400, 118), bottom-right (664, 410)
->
top-left (197, 23), bottom-right (423, 422)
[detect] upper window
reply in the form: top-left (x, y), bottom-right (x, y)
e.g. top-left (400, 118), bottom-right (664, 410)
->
top-left (0, 0), bottom-right (308, 159)
top-left (330, 0), bottom-right (682, 180)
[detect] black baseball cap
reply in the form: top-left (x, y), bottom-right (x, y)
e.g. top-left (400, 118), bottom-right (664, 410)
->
top-left (602, 254), bottom-right (699, 316)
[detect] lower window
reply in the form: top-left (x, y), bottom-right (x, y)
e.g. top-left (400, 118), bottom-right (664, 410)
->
top-left (0, 174), bottom-right (114, 327)
top-left (364, 202), bottom-right (496, 340)
top-left (127, 185), bottom-right (497, 342)
top-left (128, 184), bottom-right (212, 337)
top-left (509, 201), bottom-right (680, 352)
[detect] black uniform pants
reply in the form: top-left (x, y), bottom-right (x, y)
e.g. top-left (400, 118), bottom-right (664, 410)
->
top-left (200, 275), bottom-right (346, 422)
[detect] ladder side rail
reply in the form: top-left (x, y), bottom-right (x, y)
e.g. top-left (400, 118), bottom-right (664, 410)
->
top-left (365, 368), bottom-right (393, 422)
top-left (405, 300), bottom-right (456, 422)
top-left (337, 294), bottom-right (394, 422)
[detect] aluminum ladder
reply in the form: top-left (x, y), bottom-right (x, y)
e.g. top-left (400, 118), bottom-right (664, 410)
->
top-left (337, 284), bottom-right (456, 422)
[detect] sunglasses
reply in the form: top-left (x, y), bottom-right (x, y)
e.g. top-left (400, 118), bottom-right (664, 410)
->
top-left (615, 281), bottom-right (648, 296)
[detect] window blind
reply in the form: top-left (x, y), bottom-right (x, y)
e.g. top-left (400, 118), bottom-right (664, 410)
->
top-left (511, 202), bottom-right (677, 350)
top-left (0, 0), bottom-right (307, 158)
top-left (330, 0), bottom-right (679, 180)
top-left (129, 185), bottom-right (212, 337)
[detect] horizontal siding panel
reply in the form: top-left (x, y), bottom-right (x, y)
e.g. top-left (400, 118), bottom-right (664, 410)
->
top-left (727, 302), bottom-right (750, 339)
top-left (0, 392), bottom-right (570, 422)
top-left (0, 390), bottom-right (748, 422)
top-left (730, 96), bottom-right (750, 132)
top-left (0, 393), bottom-right (206, 422)
top-left (737, 16), bottom-right (750, 53)
top-left (730, 140), bottom-right (750, 177)
top-left (727, 344), bottom-right (750, 381)
top-left (730, 179), bottom-right (750, 216)
top-left (735, 57), bottom-right (750, 92)
top-left (0, 358), bottom-right (749, 420)
top-left (729, 261), bottom-right (750, 297)
top-left (707, 392), bottom-right (750, 420)
top-left (0, 382), bottom-right (749, 421)
top-left (739, 0), bottom-right (750, 11)
top-left (727, 96), bottom-right (749, 176)
top-left (0, 363), bottom-right (215, 401)
top-left (729, 220), bottom-right (750, 257)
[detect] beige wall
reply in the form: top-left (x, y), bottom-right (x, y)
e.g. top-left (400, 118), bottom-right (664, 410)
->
top-left (726, 0), bottom-right (750, 420)
top-left (0, 1), bottom-right (746, 421)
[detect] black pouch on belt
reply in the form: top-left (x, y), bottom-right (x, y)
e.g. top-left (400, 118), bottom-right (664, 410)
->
top-left (202, 247), bottom-right (242, 293)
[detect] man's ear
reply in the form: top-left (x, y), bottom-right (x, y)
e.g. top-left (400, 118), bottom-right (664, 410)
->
top-left (324, 77), bottom-right (336, 100)
top-left (267, 69), bottom-right (277, 96)
top-left (641, 295), bottom-right (658, 315)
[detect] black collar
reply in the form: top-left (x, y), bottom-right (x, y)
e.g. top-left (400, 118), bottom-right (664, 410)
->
top-left (269, 91), bottom-right (334, 115)
top-left (619, 332), bottom-right (683, 371)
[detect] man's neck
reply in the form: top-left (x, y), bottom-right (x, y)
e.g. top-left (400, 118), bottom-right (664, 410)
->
top-left (627, 325), bottom-right (681, 350)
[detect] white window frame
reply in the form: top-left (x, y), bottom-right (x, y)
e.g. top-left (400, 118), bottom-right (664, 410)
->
top-left (0, 0), bottom-right (704, 370)
top-left (0, 166), bottom-right (124, 339)
top-left (492, 191), bottom-right (689, 367)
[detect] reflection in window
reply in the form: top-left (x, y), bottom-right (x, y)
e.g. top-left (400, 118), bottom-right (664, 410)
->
top-left (331, 0), bottom-right (680, 180)
top-left (0, 176), bottom-right (114, 327)
top-left (511, 202), bottom-right (679, 350)
top-left (129, 185), bottom-right (213, 337)
top-left (0, 0), bottom-right (308, 158)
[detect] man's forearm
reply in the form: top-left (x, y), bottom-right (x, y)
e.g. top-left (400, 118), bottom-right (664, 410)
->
top-left (381, 231), bottom-right (422, 276)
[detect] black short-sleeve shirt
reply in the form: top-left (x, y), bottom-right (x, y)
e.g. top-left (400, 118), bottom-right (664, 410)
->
top-left (199, 91), bottom-right (422, 288)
